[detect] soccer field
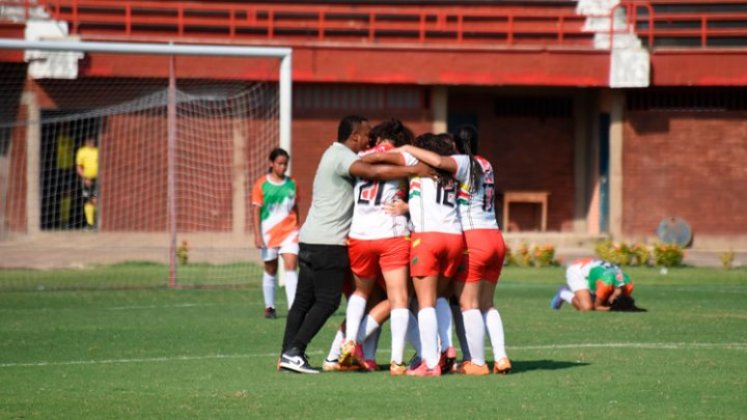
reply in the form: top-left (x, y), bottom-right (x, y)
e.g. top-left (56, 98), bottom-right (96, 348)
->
top-left (1, 266), bottom-right (745, 418)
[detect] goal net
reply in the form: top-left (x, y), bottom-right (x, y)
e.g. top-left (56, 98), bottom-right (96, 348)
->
top-left (0, 40), bottom-right (292, 290)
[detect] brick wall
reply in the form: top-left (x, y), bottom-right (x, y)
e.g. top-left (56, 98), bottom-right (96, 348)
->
top-left (450, 93), bottom-right (576, 232)
top-left (623, 111), bottom-right (747, 237)
top-left (291, 110), bottom-right (433, 223)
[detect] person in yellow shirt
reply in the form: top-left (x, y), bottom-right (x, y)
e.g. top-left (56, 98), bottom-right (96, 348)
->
top-left (75, 137), bottom-right (98, 229)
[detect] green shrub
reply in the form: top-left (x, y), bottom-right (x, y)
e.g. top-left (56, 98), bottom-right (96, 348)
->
top-left (532, 244), bottom-right (557, 267)
top-left (653, 243), bottom-right (684, 267)
top-left (721, 249), bottom-right (735, 270)
top-left (628, 243), bottom-right (651, 267)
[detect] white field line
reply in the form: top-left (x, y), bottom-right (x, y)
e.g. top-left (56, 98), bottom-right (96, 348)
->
top-left (1, 342), bottom-right (745, 369)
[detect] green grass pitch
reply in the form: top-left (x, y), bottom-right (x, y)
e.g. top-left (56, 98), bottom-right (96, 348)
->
top-left (1, 265), bottom-right (745, 418)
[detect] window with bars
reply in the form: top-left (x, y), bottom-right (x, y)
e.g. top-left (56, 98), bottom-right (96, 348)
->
top-left (627, 89), bottom-right (747, 112)
top-left (294, 85), bottom-right (428, 112)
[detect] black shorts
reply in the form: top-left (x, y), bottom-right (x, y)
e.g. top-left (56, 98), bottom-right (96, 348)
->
top-left (82, 179), bottom-right (98, 199)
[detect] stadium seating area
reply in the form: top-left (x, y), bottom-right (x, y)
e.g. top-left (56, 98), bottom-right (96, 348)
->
top-left (5, 0), bottom-right (594, 47)
top-left (634, 1), bottom-right (747, 48)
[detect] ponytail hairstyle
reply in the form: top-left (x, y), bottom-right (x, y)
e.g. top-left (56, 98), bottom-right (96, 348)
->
top-left (453, 124), bottom-right (481, 194)
top-left (370, 118), bottom-right (415, 147)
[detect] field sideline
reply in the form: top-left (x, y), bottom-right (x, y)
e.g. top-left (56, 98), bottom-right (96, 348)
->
top-left (1, 266), bottom-right (745, 418)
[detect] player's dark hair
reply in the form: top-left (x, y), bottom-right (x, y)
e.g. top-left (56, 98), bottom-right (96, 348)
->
top-left (415, 132), bottom-right (454, 185)
top-left (267, 148), bottom-right (289, 173)
top-left (269, 147), bottom-right (289, 162)
top-left (453, 124), bottom-right (482, 195)
top-left (370, 118), bottom-right (415, 148)
top-left (610, 295), bottom-right (647, 312)
top-left (337, 115), bottom-right (368, 143)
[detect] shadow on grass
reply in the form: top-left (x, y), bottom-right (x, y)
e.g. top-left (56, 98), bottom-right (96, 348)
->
top-left (508, 359), bottom-right (590, 374)
top-left (365, 359), bottom-right (590, 374)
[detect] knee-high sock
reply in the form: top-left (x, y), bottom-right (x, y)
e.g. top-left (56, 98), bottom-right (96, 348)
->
top-left (262, 271), bottom-right (275, 309)
top-left (462, 309), bottom-right (486, 365)
top-left (363, 328), bottom-right (381, 361)
top-left (84, 202), bottom-right (95, 226)
top-left (452, 305), bottom-right (471, 361)
top-left (356, 315), bottom-right (379, 343)
top-left (283, 269), bottom-right (298, 309)
top-left (435, 297), bottom-right (453, 351)
top-left (390, 308), bottom-right (409, 364)
top-left (344, 294), bottom-right (367, 342)
top-left (483, 308), bottom-right (507, 360)
top-left (406, 310), bottom-right (422, 357)
top-left (418, 307), bottom-right (439, 369)
top-left (326, 328), bottom-right (345, 361)
top-left (560, 289), bottom-right (574, 304)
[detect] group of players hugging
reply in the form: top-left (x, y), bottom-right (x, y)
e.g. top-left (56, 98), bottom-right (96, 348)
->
top-left (252, 117), bottom-right (640, 377)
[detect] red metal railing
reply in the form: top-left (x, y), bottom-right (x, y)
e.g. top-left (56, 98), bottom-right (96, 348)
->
top-left (613, 0), bottom-right (747, 48)
top-left (4, 0), bottom-right (747, 50)
top-left (6, 0), bottom-right (592, 47)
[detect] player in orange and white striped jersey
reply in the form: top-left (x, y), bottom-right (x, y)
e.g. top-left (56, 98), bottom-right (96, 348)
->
top-left (251, 148), bottom-right (300, 319)
top-left (338, 119), bottom-right (420, 376)
top-left (399, 125), bottom-right (511, 375)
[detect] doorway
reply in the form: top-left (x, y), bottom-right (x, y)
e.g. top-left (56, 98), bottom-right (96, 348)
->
top-left (40, 111), bottom-right (101, 230)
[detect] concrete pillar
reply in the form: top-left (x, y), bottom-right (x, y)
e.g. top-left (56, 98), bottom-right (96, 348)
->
top-left (232, 119), bottom-right (246, 236)
top-left (608, 90), bottom-right (624, 238)
top-left (22, 90), bottom-right (40, 236)
top-left (432, 86), bottom-right (448, 133)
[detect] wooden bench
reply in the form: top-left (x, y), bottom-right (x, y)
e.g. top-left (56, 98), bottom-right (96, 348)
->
top-left (501, 190), bottom-right (550, 232)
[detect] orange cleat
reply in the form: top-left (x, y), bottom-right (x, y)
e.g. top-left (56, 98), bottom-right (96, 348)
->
top-left (493, 357), bottom-right (512, 375)
top-left (390, 362), bottom-right (408, 376)
top-left (339, 340), bottom-right (362, 367)
top-left (455, 360), bottom-right (489, 376)
top-left (322, 358), bottom-right (340, 372)
top-left (406, 361), bottom-right (442, 377)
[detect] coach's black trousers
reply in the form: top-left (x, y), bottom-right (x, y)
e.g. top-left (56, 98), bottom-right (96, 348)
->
top-left (282, 243), bottom-right (349, 354)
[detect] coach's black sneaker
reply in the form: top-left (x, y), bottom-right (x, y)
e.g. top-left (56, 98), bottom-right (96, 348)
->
top-left (279, 348), bottom-right (319, 374)
top-left (264, 307), bottom-right (277, 319)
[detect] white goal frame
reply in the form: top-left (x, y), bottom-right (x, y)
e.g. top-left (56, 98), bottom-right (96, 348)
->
top-left (0, 39), bottom-right (292, 288)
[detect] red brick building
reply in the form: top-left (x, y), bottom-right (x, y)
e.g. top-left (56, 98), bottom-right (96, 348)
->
top-left (1, 0), bottom-right (746, 250)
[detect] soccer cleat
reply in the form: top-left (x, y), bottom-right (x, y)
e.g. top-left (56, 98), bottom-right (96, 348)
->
top-left (322, 358), bottom-right (340, 372)
top-left (360, 359), bottom-right (378, 372)
top-left (279, 348), bottom-right (319, 374)
top-left (439, 346), bottom-right (457, 373)
top-left (390, 362), bottom-right (408, 376)
top-left (493, 357), bottom-right (512, 375)
top-left (550, 285), bottom-right (569, 310)
top-left (338, 339), bottom-right (362, 367)
top-left (406, 361), bottom-right (442, 377)
top-left (455, 360), bottom-right (489, 376)
top-left (264, 307), bottom-right (277, 319)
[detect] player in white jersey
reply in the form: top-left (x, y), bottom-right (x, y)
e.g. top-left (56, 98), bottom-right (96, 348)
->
top-left (398, 125), bottom-right (511, 375)
top-left (403, 133), bottom-right (465, 376)
top-left (338, 119), bottom-right (419, 375)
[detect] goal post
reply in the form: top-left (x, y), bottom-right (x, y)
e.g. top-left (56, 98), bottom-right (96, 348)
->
top-left (0, 39), bottom-right (292, 290)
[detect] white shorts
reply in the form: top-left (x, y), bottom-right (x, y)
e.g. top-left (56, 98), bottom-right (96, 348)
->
top-left (260, 234), bottom-right (299, 261)
top-left (566, 264), bottom-right (589, 292)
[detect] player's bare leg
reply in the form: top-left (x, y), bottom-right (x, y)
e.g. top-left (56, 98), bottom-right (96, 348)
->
top-left (572, 289), bottom-right (594, 312)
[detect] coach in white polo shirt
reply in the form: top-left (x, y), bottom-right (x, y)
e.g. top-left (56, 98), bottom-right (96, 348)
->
top-left (279, 115), bottom-right (432, 374)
